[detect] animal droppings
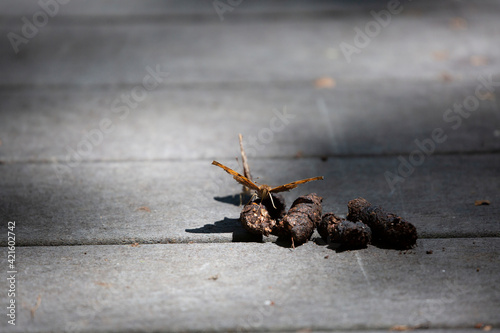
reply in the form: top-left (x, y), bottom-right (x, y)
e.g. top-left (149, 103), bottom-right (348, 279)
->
top-left (347, 198), bottom-right (417, 250)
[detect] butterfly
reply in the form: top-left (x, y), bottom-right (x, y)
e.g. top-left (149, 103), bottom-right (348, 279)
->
top-left (212, 160), bottom-right (324, 208)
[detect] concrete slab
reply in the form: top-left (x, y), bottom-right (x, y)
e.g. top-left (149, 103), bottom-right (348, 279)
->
top-left (0, 82), bottom-right (499, 164)
top-left (0, 155), bottom-right (498, 246)
top-left (0, 0), bottom-right (429, 17)
top-left (0, 239), bottom-right (498, 332)
top-left (1, 2), bottom-right (499, 85)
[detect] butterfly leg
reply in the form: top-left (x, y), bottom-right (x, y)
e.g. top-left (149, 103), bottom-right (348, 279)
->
top-left (267, 193), bottom-right (277, 209)
top-left (246, 192), bottom-right (257, 206)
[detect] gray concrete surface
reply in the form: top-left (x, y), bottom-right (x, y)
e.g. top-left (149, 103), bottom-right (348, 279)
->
top-left (0, 0), bottom-right (499, 332)
top-left (0, 239), bottom-right (498, 332)
top-left (0, 82), bottom-right (499, 163)
top-left (0, 155), bottom-right (499, 246)
top-left (1, 1), bottom-right (500, 85)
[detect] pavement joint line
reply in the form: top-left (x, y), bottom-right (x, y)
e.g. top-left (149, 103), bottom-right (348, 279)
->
top-left (0, 6), bottom-right (462, 26)
top-left (1, 150), bottom-right (500, 165)
top-left (3, 236), bottom-right (500, 248)
top-left (0, 75), bottom-right (498, 91)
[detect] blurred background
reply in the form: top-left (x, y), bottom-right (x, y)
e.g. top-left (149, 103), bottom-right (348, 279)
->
top-left (1, 0), bottom-right (499, 161)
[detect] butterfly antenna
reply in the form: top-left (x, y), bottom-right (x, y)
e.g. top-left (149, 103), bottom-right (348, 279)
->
top-left (239, 134), bottom-right (252, 181)
top-left (239, 134), bottom-right (253, 194)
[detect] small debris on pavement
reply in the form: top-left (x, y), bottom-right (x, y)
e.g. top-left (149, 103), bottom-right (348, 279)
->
top-left (432, 50), bottom-right (449, 61)
top-left (137, 206), bottom-right (151, 213)
top-left (390, 325), bottom-right (413, 331)
top-left (450, 17), bottom-right (467, 30)
top-left (264, 300), bottom-right (275, 306)
top-left (470, 55), bottom-right (488, 66)
top-left (440, 71), bottom-right (453, 82)
top-left (314, 77), bottom-right (336, 89)
top-left (475, 200), bottom-right (490, 206)
top-left (29, 295), bottom-right (42, 319)
top-left (475, 324), bottom-right (493, 331)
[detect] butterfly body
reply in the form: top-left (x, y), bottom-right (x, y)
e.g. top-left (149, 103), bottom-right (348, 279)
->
top-left (212, 160), bottom-right (324, 202)
top-left (256, 184), bottom-right (272, 201)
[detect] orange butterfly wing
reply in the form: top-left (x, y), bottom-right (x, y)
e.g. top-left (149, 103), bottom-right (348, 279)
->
top-left (270, 176), bottom-right (324, 193)
top-left (212, 161), bottom-right (260, 191)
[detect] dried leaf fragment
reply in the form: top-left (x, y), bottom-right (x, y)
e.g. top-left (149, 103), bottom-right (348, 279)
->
top-left (470, 55), bottom-right (488, 66)
top-left (30, 295), bottom-right (42, 319)
top-left (314, 77), bottom-right (336, 89)
top-left (450, 17), bottom-right (467, 30)
top-left (390, 325), bottom-right (413, 331)
top-left (137, 206), bottom-right (151, 213)
top-left (440, 71), bottom-right (453, 82)
top-left (432, 50), bottom-right (449, 61)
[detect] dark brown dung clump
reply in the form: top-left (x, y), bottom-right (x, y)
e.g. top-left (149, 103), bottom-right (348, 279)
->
top-left (347, 197), bottom-right (417, 250)
top-left (239, 194), bottom-right (286, 236)
top-left (319, 213), bottom-right (372, 250)
top-left (273, 193), bottom-right (322, 246)
top-left (240, 202), bottom-right (276, 236)
top-left (262, 194), bottom-right (287, 221)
